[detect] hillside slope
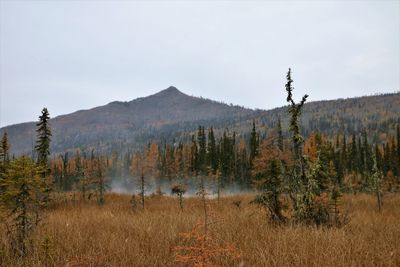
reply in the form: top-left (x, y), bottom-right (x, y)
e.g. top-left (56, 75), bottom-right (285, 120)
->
top-left (1, 86), bottom-right (254, 155)
top-left (1, 88), bottom-right (399, 156)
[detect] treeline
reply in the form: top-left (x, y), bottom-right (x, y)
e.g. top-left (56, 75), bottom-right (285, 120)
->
top-left (43, 119), bottom-right (400, 196)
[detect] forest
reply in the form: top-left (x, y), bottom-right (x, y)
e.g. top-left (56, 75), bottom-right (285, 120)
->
top-left (0, 69), bottom-right (399, 266)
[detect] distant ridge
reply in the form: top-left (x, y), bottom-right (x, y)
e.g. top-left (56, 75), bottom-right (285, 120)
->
top-left (1, 88), bottom-right (399, 156)
top-left (0, 86), bottom-right (254, 155)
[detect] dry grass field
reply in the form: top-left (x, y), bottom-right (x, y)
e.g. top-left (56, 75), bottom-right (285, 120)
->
top-left (1, 193), bottom-right (399, 267)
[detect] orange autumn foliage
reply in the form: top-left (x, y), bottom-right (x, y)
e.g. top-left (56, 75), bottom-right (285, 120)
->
top-left (174, 222), bottom-right (240, 267)
top-left (303, 132), bottom-right (328, 161)
top-left (252, 134), bottom-right (293, 177)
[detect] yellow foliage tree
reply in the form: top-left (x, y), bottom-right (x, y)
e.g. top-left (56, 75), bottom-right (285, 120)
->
top-left (0, 156), bottom-right (44, 257)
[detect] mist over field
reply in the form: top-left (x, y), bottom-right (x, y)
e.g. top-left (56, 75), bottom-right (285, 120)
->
top-left (109, 176), bottom-right (252, 197)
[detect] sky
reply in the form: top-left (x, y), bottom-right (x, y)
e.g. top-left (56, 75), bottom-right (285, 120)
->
top-left (0, 0), bottom-right (399, 127)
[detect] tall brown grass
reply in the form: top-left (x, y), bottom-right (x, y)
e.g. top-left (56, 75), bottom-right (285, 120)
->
top-left (1, 193), bottom-right (399, 266)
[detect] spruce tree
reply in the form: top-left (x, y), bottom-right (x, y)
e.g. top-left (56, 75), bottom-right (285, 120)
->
top-left (285, 68), bottom-right (308, 192)
top-left (0, 132), bottom-right (10, 186)
top-left (295, 153), bottom-right (330, 225)
top-left (0, 132), bottom-right (10, 164)
top-left (190, 135), bottom-right (198, 175)
top-left (232, 131), bottom-right (237, 183)
top-left (219, 130), bottom-right (236, 183)
top-left (284, 68), bottom-right (336, 225)
top-left (197, 126), bottom-right (207, 175)
top-left (220, 132), bottom-right (229, 182)
top-left (342, 134), bottom-right (348, 175)
top-left (389, 137), bottom-right (398, 176)
top-left (236, 140), bottom-right (250, 186)
top-left (35, 108), bottom-right (52, 206)
top-left (374, 145), bottom-right (383, 173)
top-left (277, 118), bottom-right (284, 151)
top-left (357, 136), bottom-right (364, 175)
top-left (285, 68), bottom-right (308, 160)
top-left (362, 130), bottom-right (373, 175)
top-left (35, 108), bottom-right (52, 167)
top-left (285, 68), bottom-right (307, 206)
top-left (207, 127), bottom-right (218, 174)
top-left (350, 133), bottom-right (358, 173)
top-left (254, 159), bottom-right (286, 223)
top-left (383, 143), bottom-right (390, 175)
top-left (249, 120), bottom-right (259, 167)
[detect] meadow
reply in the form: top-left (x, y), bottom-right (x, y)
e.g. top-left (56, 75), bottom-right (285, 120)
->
top-left (1, 193), bottom-right (399, 267)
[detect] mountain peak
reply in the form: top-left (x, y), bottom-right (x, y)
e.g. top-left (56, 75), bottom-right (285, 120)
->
top-left (154, 86), bottom-right (184, 97)
top-left (165, 86), bottom-right (179, 92)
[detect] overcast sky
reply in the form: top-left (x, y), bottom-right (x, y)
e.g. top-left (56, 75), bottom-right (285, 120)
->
top-left (0, 0), bottom-right (399, 127)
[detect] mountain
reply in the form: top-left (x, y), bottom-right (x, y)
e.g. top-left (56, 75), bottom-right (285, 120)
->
top-left (1, 87), bottom-right (399, 156)
top-left (0, 86), bottom-right (255, 155)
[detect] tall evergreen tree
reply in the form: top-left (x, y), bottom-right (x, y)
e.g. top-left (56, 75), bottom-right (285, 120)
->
top-left (342, 134), bottom-right (348, 174)
top-left (350, 133), bottom-right (358, 172)
top-left (236, 139), bottom-right (250, 186)
top-left (357, 136), bottom-right (364, 176)
top-left (277, 118), bottom-right (284, 151)
top-left (35, 108), bottom-right (52, 167)
top-left (249, 120), bottom-right (259, 167)
top-left (254, 158), bottom-right (286, 223)
top-left (0, 133), bottom-right (9, 196)
top-left (374, 144), bottom-right (383, 171)
top-left (197, 126), bottom-right (207, 175)
top-left (285, 68), bottom-right (308, 198)
top-left (284, 68), bottom-right (335, 225)
top-left (220, 132), bottom-right (229, 181)
top-left (285, 68), bottom-right (308, 160)
top-left (333, 136), bottom-right (344, 186)
top-left (362, 130), bottom-right (373, 175)
top-left (207, 127), bottom-right (218, 174)
top-left (190, 135), bottom-right (198, 175)
top-left (389, 137), bottom-right (398, 176)
top-left (0, 132), bottom-right (10, 164)
top-left (34, 108), bottom-right (52, 205)
top-left (0, 132), bottom-right (10, 184)
top-left (219, 130), bottom-right (236, 183)
top-left (383, 142), bottom-right (390, 175)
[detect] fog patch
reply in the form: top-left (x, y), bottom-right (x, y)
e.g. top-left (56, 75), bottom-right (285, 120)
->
top-left (109, 176), bottom-right (253, 197)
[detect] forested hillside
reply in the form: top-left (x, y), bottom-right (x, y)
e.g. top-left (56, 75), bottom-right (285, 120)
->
top-left (0, 87), bottom-right (254, 155)
top-left (0, 87), bottom-right (399, 157)
top-left (255, 92), bottom-right (400, 140)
